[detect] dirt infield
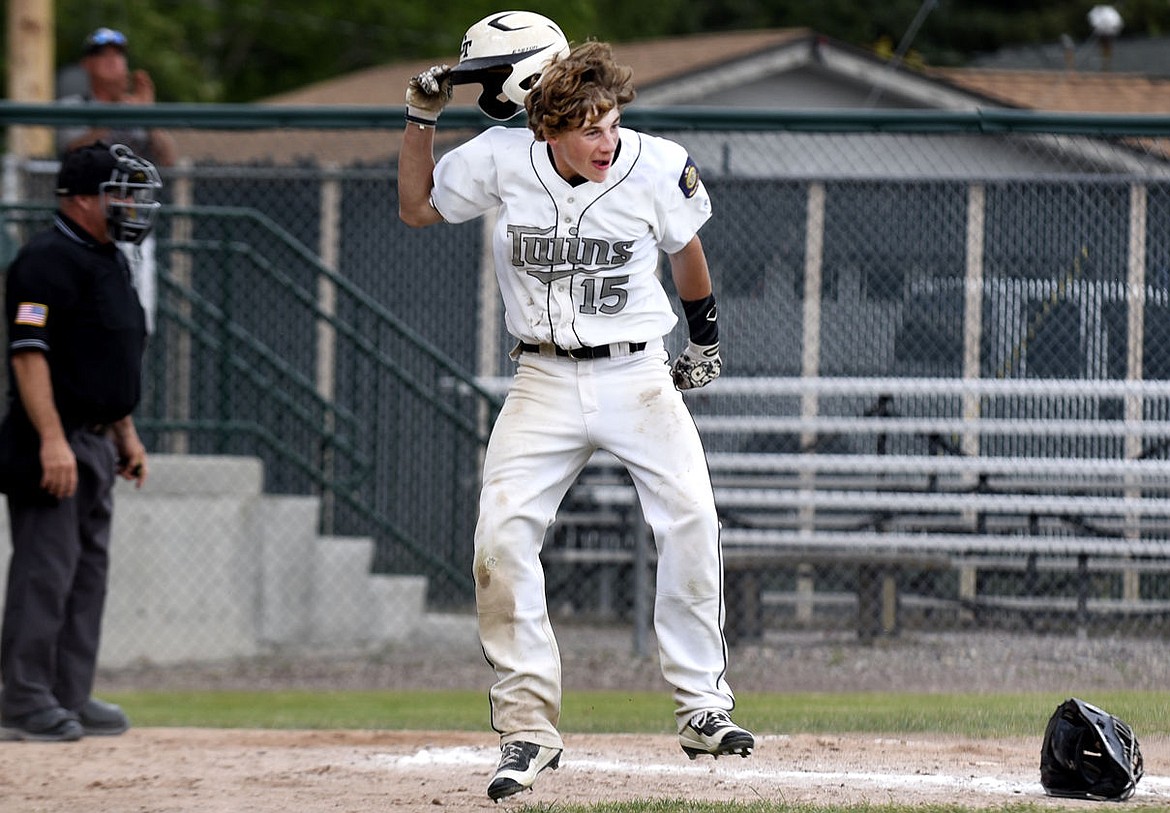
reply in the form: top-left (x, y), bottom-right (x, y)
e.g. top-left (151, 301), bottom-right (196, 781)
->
top-left (2, 728), bottom-right (1167, 811)
top-left (6, 624), bottom-right (1169, 812)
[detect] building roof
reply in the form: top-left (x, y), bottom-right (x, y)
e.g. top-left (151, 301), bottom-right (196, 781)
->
top-left (171, 28), bottom-right (1170, 165)
top-left (174, 30), bottom-right (815, 165)
top-left (260, 28), bottom-right (812, 107)
top-left (932, 67), bottom-right (1170, 114)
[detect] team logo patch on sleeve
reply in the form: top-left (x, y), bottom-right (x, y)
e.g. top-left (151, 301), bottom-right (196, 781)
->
top-left (678, 156), bottom-right (701, 199)
top-left (15, 302), bottom-right (48, 327)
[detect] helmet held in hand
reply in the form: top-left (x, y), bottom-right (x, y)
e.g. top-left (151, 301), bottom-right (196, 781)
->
top-left (450, 10), bottom-right (569, 120)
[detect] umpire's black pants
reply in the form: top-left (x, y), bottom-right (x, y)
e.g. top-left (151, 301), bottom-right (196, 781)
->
top-left (0, 428), bottom-right (117, 719)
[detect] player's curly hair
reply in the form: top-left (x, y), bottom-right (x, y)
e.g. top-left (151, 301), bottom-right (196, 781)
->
top-left (526, 40), bottom-right (636, 142)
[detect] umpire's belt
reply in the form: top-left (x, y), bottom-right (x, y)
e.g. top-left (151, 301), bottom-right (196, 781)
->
top-left (519, 341), bottom-right (647, 360)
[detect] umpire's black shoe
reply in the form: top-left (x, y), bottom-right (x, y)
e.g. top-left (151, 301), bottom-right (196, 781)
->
top-left (0, 706), bottom-right (84, 742)
top-left (487, 740), bottom-right (562, 801)
top-left (77, 698), bottom-right (130, 736)
top-left (679, 709), bottom-right (754, 759)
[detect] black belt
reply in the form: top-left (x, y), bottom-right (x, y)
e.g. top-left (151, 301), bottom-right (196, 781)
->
top-left (519, 341), bottom-right (647, 360)
top-left (85, 423), bottom-right (112, 435)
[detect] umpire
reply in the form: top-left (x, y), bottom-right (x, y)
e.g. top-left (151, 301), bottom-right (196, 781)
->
top-left (0, 142), bottom-right (160, 741)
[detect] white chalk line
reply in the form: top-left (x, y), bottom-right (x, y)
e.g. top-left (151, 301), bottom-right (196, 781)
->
top-left (377, 743), bottom-right (1170, 800)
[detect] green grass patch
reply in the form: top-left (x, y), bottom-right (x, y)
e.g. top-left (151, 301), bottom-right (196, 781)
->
top-left (108, 689), bottom-right (492, 729)
top-left (736, 690), bottom-right (1170, 737)
top-left (105, 688), bottom-right (1170, 737)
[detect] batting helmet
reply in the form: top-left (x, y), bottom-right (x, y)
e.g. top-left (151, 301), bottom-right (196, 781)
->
top-left (1040, 697), bottom-right (1143, 801)
top-left (449, 10), bottom-right (569, 120)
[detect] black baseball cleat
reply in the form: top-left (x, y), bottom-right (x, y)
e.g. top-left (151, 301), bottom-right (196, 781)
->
top-left (487, 740), bottom-right (562, 801)
top-left (679, 709), bottom-right (755, 759)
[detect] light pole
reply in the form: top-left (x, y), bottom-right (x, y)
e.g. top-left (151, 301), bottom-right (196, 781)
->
top-left (1088, 5), bottom-right (1124, 71)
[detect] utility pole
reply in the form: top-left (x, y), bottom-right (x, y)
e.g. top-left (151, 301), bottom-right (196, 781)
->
top-left (6, 0), bottom-right (55, 158)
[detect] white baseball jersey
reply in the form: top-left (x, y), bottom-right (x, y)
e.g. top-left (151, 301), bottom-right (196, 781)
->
top-left (431, 126), bottom-right (712, 348)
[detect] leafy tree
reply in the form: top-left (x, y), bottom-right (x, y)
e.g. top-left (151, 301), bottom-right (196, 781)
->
top-left (5, 0), bottom-right (1170, 103)
top-left (45, 0), bottom-right (598, 102)
top-left (669, 0), bottom-right (1170, 67)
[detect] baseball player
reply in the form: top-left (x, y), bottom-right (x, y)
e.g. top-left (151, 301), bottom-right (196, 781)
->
top-left (398, 11), bottom-right (753, 801)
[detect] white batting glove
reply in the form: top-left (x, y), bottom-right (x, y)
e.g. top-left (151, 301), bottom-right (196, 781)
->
top-left (406, 64), bottom-right (453, 126)
top-left (670, 341), bottom-right (722, 390)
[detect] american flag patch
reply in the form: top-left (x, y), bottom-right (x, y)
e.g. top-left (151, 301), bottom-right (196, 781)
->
top-left (15, 302), bottom-right (48, 327)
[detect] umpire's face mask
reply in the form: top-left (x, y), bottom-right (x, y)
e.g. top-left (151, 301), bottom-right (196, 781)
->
top-left (100, 144), bottom-right (163, 245)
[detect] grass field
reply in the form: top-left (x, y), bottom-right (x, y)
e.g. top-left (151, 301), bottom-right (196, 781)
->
top-left (100, 688), bottom-right (1167, 813)
top-left (108, 688), bottom-right (1170, 738)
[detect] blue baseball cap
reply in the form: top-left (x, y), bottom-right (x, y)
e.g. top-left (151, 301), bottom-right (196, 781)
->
top-left (84, 27), bottom-right (128, 55)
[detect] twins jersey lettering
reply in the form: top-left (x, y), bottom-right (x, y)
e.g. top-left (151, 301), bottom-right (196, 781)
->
top-left (431, 126), bottom-right (711, 348)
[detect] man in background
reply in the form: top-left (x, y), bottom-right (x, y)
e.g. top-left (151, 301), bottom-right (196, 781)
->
top-left (57, 27), bottom-right (176, 333)
top-left (57, 28), bottom-right (177, 165)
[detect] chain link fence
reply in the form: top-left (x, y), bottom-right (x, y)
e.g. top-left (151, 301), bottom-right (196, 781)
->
top-left (2, 106), bottom-right (1170, 670)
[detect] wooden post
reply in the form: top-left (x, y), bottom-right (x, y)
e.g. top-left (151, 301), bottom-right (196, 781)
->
top-left (317, 165), bottom-right (341, 535)
top-left (1123, 183), bottom-right (1148, 603)
top-left (962, 183), bottom-right (986, 456)
top-left (6, 0), bottom-right (56, 158)
top-left (167, 160), bottom-right (194, 454)
top-left (799, 183), bottom-right (825, 447)
top-left (958, 183), bottom-right (987, 621)
top-left (798, 183), bottom-right (825, 563)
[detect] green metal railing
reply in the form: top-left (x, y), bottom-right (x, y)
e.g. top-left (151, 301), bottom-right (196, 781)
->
top-left (3, 100), bottom-right (1170, 135)
top-left (1, 200), bottom-right (498, 596)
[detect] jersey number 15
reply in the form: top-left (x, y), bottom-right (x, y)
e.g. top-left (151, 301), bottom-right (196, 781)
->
top-left (579, 274), bottom-right (629, 315)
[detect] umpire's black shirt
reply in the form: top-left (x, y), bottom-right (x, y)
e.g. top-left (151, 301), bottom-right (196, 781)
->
top-left (5, 213), bottom-right (146, 429)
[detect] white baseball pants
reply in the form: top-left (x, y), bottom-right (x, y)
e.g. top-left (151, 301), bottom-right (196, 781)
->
top-left (474, 340), bottom-right (735, 749)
